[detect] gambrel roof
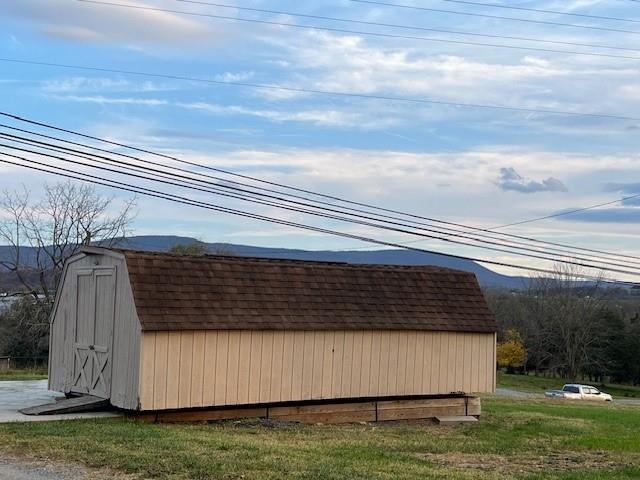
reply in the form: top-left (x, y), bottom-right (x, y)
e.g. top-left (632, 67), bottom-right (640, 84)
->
top-left (117, 249), bottom-right (497, 333)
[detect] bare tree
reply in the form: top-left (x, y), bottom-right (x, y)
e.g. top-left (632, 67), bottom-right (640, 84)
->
top-left (487, 264), bottom-right (615, 380)
top-left (529, 264), bottom-right (610, 379)
top-left (0, 181), bottom-right (136, 301)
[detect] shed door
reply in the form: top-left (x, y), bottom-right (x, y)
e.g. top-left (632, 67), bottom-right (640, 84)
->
top-left (71, 268), bottom-right (116, 398)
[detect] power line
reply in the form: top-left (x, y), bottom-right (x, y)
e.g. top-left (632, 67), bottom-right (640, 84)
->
top-left (4, 128), bottom-right (640, 272)
top-left (491, 194), bottom-right (640, 229)
top-left (7, 134), bottom-right (631, 274)
top-left (349, 0), bottom-right (640, 35)
top-left (3, 135), bottom-right (640, 278)
top-left (3, 111), bottom-right (640, 267)
top-left (75, 0), bottom-right (640, 61)
top-left (2, 61), bottom-right (639, 123)
top-left (414, 0), bottom-right (640, 24)
top-left (170, 0), bottom-right (640, 54)
top-left (1, 151), bottom-right (637, 286)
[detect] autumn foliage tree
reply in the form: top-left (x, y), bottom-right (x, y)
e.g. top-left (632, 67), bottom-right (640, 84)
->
top-left (496, 328), bottom-right (526, 373)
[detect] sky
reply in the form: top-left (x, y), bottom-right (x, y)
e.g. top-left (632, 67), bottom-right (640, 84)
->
top-left (0, 0), bottom-right (639, 279)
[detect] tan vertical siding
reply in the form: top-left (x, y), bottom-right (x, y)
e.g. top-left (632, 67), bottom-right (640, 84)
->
top-left (214, 332), bottom-right (228, 405)
top-left (165, 333), bottom-right (181, 409)
top-left (138, 329), bottom-right (155, 406)
top-left (359, 331), bottom-right (372, 397)
top-left (301, 332), bottom-right (315, 400)
top-left (153, 332), bottom-right (169, 410)
top-left (414, 332), bottom-right (425, 394)
top-left (138, 330), bottom-right (496, 411)
top-left (259, 331), bottom-right (273, 404)
top-left (311, 332), bottom-right (324, 399)
top-left (270, 332), bottom-right (284, 402)
top-left (190, 332), bottom-right (205, 408)
top-left (281, 332), bottom-right (295, 401)
top-left (202, 331), bottom-right (217, 406)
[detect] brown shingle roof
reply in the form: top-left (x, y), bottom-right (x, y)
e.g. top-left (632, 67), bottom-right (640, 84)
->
top-left (121, 250), bottom-right (497, 333)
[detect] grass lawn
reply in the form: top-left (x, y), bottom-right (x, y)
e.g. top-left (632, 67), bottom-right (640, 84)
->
top-left (497, 372), bottom-right (640, 398)
top-left (0, 397), bottom-right (639, 479)
top-left (0, 368), bottom-right (48, 381)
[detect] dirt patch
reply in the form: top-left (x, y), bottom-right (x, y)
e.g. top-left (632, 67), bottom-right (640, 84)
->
top-left (416, 450), bottom-right (628, 475)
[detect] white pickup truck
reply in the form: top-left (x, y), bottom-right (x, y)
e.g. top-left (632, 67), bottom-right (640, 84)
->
top-left (544, 384), bottom-right (613, 401)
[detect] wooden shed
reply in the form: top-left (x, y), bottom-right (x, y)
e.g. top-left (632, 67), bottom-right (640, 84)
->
top-left (48, 247), bottom-right (497, 421)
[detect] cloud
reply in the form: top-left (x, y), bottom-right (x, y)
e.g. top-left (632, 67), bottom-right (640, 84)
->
top-left (42, 77), bottom-right (132, 93)
top-left (1, 0), bottom-right (219, 46)
top-left (49, 94), bottom-right (168, 106)
top-left (603, 182), bottom-right (640, 207)
top-left (557, 208), bottom-right (640, 223)
top-left (604, 182), bottom-right (640, 194)
top-left (497, 167), bottom-right (567, 194)
top-left (51, 94), bottom-right (398, 128)
top-left (243, 29), bottom-right (640, 136)
top-left (213, 72), bottom-right (255, 83)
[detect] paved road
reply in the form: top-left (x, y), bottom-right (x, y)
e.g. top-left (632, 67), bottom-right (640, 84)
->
top-left (0, 380), bottom-right (119, 423)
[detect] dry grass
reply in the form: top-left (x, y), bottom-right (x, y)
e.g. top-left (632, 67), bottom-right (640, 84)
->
top-left (1, 397), bottom-right (639, 479)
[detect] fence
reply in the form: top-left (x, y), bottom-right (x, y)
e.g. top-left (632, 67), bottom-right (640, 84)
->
top-left (0, 356), bottom-right (48, 371)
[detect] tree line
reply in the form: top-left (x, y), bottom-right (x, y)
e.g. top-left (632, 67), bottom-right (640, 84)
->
top-left (1, 181), bottom-right (639, 386)
top-left (487, 269), bottom-right (640, 385)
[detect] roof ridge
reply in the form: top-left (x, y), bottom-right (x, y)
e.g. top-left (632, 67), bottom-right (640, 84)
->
top-left (117, 248), bottom-right (472, 274)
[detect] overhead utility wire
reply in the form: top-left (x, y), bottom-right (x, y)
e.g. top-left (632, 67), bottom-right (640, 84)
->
top-left (170, 0), bottom-right (640, 54)
top-left (4, 123), bottom-right (640, 268)
top-left (5, 134), bottom-right (640, 274)
top-left (398, 0), bottom-right (640, 24)
top-left (349, 0), bottom-right (640, 35)
top-left (2, 61), bottom-right (639, 123)
top-left (5, 140), bottom-right (625, 272)
top-left (491, 193), bottom-right (640, 229)
top-left (75, 0), bottom-right (640, 61)
top-left (3, 112), bottom-right (640, 264)
top-left (4, 128), bottom-right (640, 271)
top-left (1, 151), bottom-right (637, 287)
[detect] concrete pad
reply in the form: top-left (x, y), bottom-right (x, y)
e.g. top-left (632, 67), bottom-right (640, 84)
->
top-left (0, 380), bottom-right (120, 423)
top-left (435, 415), bottom-right (478, 425)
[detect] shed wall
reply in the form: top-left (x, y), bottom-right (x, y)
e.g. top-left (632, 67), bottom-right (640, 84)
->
top-left (48, 252), bottom-right (141, 410)
top-left (138, 330), bottom-right (496, 411)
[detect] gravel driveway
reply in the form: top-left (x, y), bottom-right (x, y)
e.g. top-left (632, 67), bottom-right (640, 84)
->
top-left (0, 456), bottom-right (132, 480)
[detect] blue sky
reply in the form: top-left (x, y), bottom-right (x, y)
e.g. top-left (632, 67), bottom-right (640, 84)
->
top-left (0, 0), bottom-right (639, 277)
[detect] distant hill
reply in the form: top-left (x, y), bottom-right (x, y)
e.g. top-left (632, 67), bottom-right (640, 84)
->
top-left (121, 235), bottom-right (529, 289)
top-left (0, 235), bottom-right (529, 290)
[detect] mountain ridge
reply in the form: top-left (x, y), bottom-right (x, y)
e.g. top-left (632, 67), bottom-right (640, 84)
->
top-left (0, 235), bottom-right (528, 290)
top-left (120, 235), bottom-right (529, 289)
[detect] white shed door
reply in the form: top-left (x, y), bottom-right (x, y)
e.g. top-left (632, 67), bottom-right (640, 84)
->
top-left (71, 268), bottom-right (116, 398)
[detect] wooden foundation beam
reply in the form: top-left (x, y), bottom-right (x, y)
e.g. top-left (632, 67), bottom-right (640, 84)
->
top-left (135, 396), bottom-right (481, 424)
